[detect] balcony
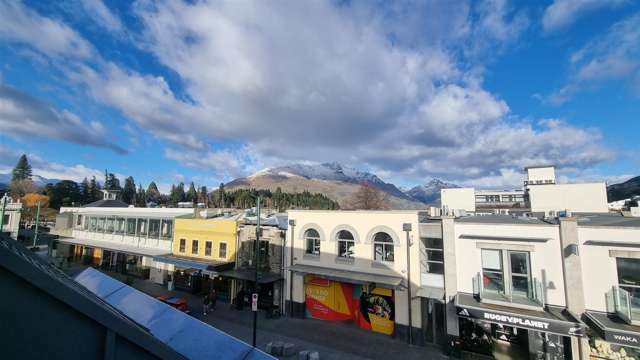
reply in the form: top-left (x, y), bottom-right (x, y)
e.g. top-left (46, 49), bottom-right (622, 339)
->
top-left (472, 272), bottom-right (545, 309)
top-left (609, 286), bottom-right (640, 325)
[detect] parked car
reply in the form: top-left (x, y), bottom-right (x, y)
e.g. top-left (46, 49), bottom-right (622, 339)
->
top-left (156, 295), bottom-right (188, 312)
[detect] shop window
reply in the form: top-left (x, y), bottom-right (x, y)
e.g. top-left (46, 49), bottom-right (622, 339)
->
top-left (137, 219), bottom-right (148, 236)
top-left (179, 239), bottom-right (186, 253)
top-left (219, 242), bottom-right (227, 258)
top-left (115, 218), bottom-right (125, 234)
top-left (83, 216), bottom-right (89, 230)
top-left (148, 219), bottom-right (160, 238)
top-left (373, 232), bottom-right (394, 262)
top-left (105, 217), bottom-right (115, 233)
top-left (336, 230), bottom-right (355, 258)
top-left (616, 257), bottom-right (640, 318)
top-left (481, 249), bottom-right (505, 294)
top-left (126, 218), bottom-right (136, 235)
top-left (205, 241), bottom-right (212, 256)
top-left (422, 237), bottom-right (444, 274)
top-left (160, 219), bottom-right (173, 239)
top-left (192, 240), bottom-right (199, 255)
top-left (304, 229), bottom-right (321, 255)
top-left (89, 217), bottom-right (97, 231)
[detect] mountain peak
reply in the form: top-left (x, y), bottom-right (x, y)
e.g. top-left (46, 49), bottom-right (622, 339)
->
top-left (404, 178), bottom-right (460, 205)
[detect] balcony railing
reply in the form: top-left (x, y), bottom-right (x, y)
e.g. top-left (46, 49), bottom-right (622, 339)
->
top-left (473, 272), bottom-right (545, 308)
top-left (609, 286), bottom-right (640, 325)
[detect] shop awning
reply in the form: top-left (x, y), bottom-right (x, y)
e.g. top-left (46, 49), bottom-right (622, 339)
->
top-left (455, 293), bottom-right (585, 337)
top-left (57, 236), bottom-right (170, 257)
top-left (288, 264), bottom-right (404, 288)
top-left (584, 311), bottom-right (640, 348)
top-left (152, 255), bottom-right (234, 273)
top-left (219, 269), bottom-right (283, 284)
top-left (416, 286), bottom-right (445, 301)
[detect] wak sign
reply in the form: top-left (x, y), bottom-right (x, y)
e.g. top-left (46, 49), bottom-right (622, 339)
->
top-left (457, 306), bottom-right (584, 337)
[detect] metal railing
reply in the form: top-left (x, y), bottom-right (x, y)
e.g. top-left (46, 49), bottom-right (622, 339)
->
top-left (610, 286), bottom-right (640, 324)
top-left (473, 272), bottom-right (545, 308)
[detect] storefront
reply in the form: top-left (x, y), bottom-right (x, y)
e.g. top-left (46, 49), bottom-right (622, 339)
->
top-left (153, 254), bottom-right (234, 297)
top-left (584, 311), bottom-right (640, 359)
top-left (455, 293), bottom-right (585, 359)
top-left (219, 269), bottom-right (283, 311)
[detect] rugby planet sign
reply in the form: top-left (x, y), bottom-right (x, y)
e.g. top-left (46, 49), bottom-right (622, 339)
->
top-left (456, 306), bottom-right (584, 337)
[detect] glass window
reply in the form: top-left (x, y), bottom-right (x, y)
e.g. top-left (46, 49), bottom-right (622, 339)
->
top-left (89, 217), bottom-right (97, 231)
top-left (219, 242), bottom-right (227, 258)
top-left (422, 237), bottom-right (444, 274)
top-left (76, 215), bottom-right (83, 227)
top-left (83, 216), bottom-right (89, 230)
top-left (106, 217), bottom-right (115, 233)
top-left (192, 240), bottom-right (198, 255)
top-left (148, 219), bottom-right (160, 238)
top-left (304, 229), bottom-right (321, 255)
top-left (179, 239), bottom-right (186, 253)
top-left (126, 218), bottom-right (136, 235)
top-left (510, 251), bottom-right (531, 298)
top-left (161, 219), bottom-right (173, 239)
top-left (205, 241), bottom-right (212, 256)
top-left (618, 258), bottom-right (640, 287)
top-left (137, 218), bottom-right (147, 236)
top-left (96, 217), bottom-right (105, 232)
top-left (373, 232), bottom-right (394, 262)
top-left (337, 230), bottom-right (355, 258)
top-left (115, 218), bottom-right (125, 234)
top-left (481, 249), bottom-right (504, 294)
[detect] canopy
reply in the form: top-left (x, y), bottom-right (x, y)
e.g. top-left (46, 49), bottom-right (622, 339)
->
top-left (288, 263), bottom-right (403, 288)
top-left (57, 237), bottom-right (170, 257)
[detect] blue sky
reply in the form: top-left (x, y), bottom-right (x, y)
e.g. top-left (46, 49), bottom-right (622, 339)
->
top-left (0, 0), bottom-right (638, 191)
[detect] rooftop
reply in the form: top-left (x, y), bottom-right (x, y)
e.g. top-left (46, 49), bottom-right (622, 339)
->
top-left (576, 213), bottom-right (640, 228)
top-left (455, 214), bottom-right (551, 226)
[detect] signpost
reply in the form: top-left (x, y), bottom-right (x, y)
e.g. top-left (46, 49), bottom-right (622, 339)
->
top-left (252, 293), bottom-right (258, 312)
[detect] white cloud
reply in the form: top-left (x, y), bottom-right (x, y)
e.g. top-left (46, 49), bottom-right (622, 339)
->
top-left (0, 0), bottom-right (93, 58)
top-left (80, 0), bottom-right (123, 33)
top-left (542, 0), bottom-right (627, 32)
top-left (164, 147), bottom-right (255, 180)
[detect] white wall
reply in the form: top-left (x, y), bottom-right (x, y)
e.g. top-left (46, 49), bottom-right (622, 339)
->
top-left (527, 166), bottom-right (556, 183)
top-left (528, 183), bottom-right (608, 213)
top-left (453, 222), bottom-right (567, 307)
top-left (441, 188), bottom-right (476, 212)
top-left (578, 226), bottom-right (640, 312)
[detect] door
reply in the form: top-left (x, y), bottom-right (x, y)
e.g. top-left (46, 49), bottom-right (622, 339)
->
top-left (422, 299), bottom-right (446, 347)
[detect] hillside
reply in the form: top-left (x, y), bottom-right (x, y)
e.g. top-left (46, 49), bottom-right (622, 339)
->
top-left (0, 173), bottom-right (61, 190)
top-left (608, 176), bottom-right (640, 202)
top-left (226, 163), bottom-right (426, 209)
top-left (404, 179), bottom-right (460, 205)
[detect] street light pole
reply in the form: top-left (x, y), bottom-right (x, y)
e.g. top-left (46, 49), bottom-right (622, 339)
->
top-left (0, 196), bottom-right (7, 232)
top-left (403, 223), bottom-right (413, 345)
top-left (32, 201), bottom-right (41, 248)
top-left (252, 196), bottom-right (261, 347)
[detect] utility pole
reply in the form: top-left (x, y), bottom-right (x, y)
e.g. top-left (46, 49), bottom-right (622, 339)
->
top-left (403, 223), bottom-right (413, 345)
top-left (252, 196), bottom-right (261, 347)
top-left (0, 196), bottom-right (7, 232)
top-left (32, 201), bottom-right (41, 248)
top-left (288, 219), bottom-right (296, 317)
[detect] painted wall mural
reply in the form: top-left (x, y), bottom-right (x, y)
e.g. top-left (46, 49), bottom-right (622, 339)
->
top-left (304, 275), bottom-right (395, 335)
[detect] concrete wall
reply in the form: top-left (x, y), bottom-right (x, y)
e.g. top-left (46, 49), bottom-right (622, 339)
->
top-left (578, 226), bottom-right (640, 312)
top-left (526, 166), bottom-right (556, 184)
top-left (528, 183), bottom-right (608, 213)
top-left (172, 218), bottom-right (237, 262)
top-left (453, 221), bottom-right (567, 307)
top-left (441, 188), bottom-right (475, 212)
top-left (1, 201), bottom-right (22, 239)
top-left (237, 224), bottom-right (285, 273)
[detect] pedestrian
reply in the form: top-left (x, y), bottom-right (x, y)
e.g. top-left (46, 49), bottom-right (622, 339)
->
top-left (210, 288), bottom-right (217, 310)
top-left (203, 293), bottom-right (211, 315)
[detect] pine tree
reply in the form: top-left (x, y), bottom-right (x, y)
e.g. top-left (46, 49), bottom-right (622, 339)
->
top-left (198, 186), bottom-right (208, 207)
top-left (104, 171), bottom-right (121, 191)
top-left (122, 176), bottom-right (136, 205)
top-left (135, 185), bottom-right (147, 207)
top-left (186, 182), bottom-right (197, 203)
top-left (11, 154), bottom-right (33, 182)
top-left (88, 176), bottom-right (101, 203)
top-left (147, 181), bottom-right (160, 204)
top-left (218, 183), bottom-right (226, 207)
top-left (80, 177), bottom-right (90, 204)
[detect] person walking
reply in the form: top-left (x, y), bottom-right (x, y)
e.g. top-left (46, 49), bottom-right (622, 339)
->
top-left (210, 288), bottom-right (217, 311)
top-left (203, 293), bottom-right (211, 316)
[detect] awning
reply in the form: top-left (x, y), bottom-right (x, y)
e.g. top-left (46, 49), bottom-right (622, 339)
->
top-left (288, 263), bottom-right (404, 288)
top-left (416, 286), bottom-right (445, 301)
top-left (455, 293), bottom-right (585, 337)
top-left (584, 311), bottom-right (640, 348)
top-left (57, 237), bottom-right (170, 257)
top-left (153, 255), bottom-right (234, 273)
top-left (219, 269), bottom-right (283, 284)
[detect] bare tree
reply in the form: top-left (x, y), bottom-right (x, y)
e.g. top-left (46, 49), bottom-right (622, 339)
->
top-left (10, 179), bottom-right (36, 198)
top-left (347, 183), bottom-right (390, 210)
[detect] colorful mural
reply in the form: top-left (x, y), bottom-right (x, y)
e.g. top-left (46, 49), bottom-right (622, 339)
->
top-left (304, 275), bottom-right (395, 335)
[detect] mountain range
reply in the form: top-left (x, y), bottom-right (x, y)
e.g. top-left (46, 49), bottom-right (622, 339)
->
top-left (607, 176), bottom-right (640, 202)
top-left (0, 173), bottom-right (60, 190)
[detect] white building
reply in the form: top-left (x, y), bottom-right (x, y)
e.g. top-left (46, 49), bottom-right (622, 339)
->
top-left (0, 195), bottom-right (22, 239)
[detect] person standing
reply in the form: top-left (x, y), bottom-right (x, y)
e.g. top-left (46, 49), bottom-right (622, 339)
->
top-left (203, 293), bottom-right (211, 315)
top-left (210, 288), bottom-right (217, 311)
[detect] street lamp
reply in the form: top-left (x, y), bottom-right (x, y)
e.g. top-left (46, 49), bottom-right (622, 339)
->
top-left (403, 222), bottom-right (413, 345)
top-left (252, 196), bottom-right (262, 348)
top-left (287, 219), bottom-right (296, 317)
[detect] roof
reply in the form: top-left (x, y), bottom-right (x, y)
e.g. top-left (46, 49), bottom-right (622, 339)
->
top-left (576, 213), bottom-right (640, 228)
top-left (242, 213), bottom-right (288, 230)
top-left (0, 234), bottom-right (183, 359)
top-left (152, 255), bottom-right (235, 273)
top-left (455, 215), bottom-right (551, 226)
top-left (83, 199), bottom-right (129, 208)
top-left (57, 237), bottom-right (171, 257)
top-left (75, 268), bottom-right (274, 360)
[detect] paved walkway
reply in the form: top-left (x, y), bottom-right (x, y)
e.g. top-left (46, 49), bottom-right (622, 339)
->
top-left (67, 266), bottom-right (447, 360)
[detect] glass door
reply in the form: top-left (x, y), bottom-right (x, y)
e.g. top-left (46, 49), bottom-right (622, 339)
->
top-left (509, 251), bottom-right (531, 303)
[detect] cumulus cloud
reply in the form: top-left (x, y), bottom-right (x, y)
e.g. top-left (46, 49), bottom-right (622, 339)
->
top-left (79, 0), bottom-right (124, 33)
top-left (0, 84), bottom-right (126, 154)
top-left (164, 147), bottom-right (255, 180)
top-left (0, 0), bottom-right (93, 58)
top-left (542, 0), bottom-right (627, 32)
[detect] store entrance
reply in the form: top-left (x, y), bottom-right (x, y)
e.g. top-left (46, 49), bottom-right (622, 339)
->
top-left (422, 298), bottom-right (446, 347)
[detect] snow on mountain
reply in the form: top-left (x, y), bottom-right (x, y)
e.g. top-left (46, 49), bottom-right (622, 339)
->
top-left (0, 173), bottom-right (61, 189)
top-left (404, 179), bottom-right (460, 205)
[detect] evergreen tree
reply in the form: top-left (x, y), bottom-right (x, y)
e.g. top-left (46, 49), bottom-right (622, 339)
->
top-left (198, 186), bottom-right (208, 207)
top-left (11, 154), bottom-right (33, 182)
top-left (122, 176), bottom-right (136, 205)
top-left (80, 177), bottom-right (90, 204)
top-left (170, 182), bottom-right (185, 205)
top-left (104, 171), bottom-right (121, 191)
top-left (135, 184), bottom-right (147, 207)
top-left (88, 176), bottom-right (101, 203)
top-left (218, 183), bottom-right (226, 207)
top-left (186, 182), bottom-right (197, 203)
top-left (146, 181), bottom-right (160, 204)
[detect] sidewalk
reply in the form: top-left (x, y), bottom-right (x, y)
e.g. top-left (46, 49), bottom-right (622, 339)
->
top-left (129, 277), bottom-right (448, 360)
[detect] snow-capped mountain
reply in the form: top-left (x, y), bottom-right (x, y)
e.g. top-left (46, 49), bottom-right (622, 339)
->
top-left (0, 173), bottom-right (61, 189)
top-left (404, 179), bottom-right (460, 205)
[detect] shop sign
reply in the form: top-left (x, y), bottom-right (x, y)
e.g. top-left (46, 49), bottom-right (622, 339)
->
top-left (457, 307), bottom-right (584, 337)
top-left (604, 331), bottom-right (640, 348)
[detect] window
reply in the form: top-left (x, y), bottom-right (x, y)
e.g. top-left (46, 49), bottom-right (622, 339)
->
top-left (89, 217), bottom-right (97, 231)
top-left (126, 218), bottom-right (136, 235)
top-left (219, 242), bottom-right (227, 258)
top-left (192, 240), bottom-right (199, 255)
top-left (205, 241), bottom-right (212, 256)
top-left (251, 240), bottom-right (269, 259)
top-left (161, 219), bottom-right (173, 239)
top-left (115, 218), bottom-right (125, 234)
top-left (2, 214), bottom-right (9, 226)
top-left (481, 249), bottom-right (532, 303)
top-left (510, 252), bottom-right (531, 298)
top-left (304, 229), bottom-right (321, 255)
top-left (373, 232), bottom-right (394, 262)
top-left (106, 217), bottom-right (115, 233)
top-left (148, 219), bottom-right (160, 238)
top-left (137, 218), bottom-right (147, 236)
top-left (481, 249), bottom-right (505, 294)
top-left (422, 237), bottom-right (444, 274)
top-left (76, 215), bottom-right (83, 227)
top-left (83, 216), bottom-right (89, 230)
top-left (96, 217), bottom-right (105, 232)
top-left (617, 258), bottom-right (640, 306)
top-left (179, 239), bottom-right (186, 253)
top-left (337, 230), bottom-right (355, 258)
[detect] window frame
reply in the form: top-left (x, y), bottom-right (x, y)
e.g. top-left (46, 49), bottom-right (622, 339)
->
top-left (205, 241), bottom-right (212, 257)
top-left (304, 229), bottom-right (321, 256)
top-left (219, 242), bottom-right (227, 259)
top-left (481, 249), bottom-right (533, 302)
top-left (191, 239), bottom-right (199, 255)
top-left (179, 238), bottom-right (186, 253)
top-left (336, 230), bottom-right (355, 259)
top-left (373, 232), bottom-right (394, 263)
top-left (422, 237), bottom-right (444, 275)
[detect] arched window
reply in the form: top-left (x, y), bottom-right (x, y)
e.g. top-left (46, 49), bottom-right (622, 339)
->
top-left (373, 232), bottom-right (394, 262)
top-left (337, 230), bottom-right (355, 258)
top-left (305, 229), bottom-right (321, 255)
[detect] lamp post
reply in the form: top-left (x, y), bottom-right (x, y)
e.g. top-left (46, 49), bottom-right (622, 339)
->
top-left (0, 195), bottom-right (7, 232)
top-left (252, 196), bottom-right (261, 347)
top-left (403, 223), bottom-right (413, 345)
top-left (288, 219), bottom-right (296, 317)
top-left (32, 201), bottom-right (41, 248)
